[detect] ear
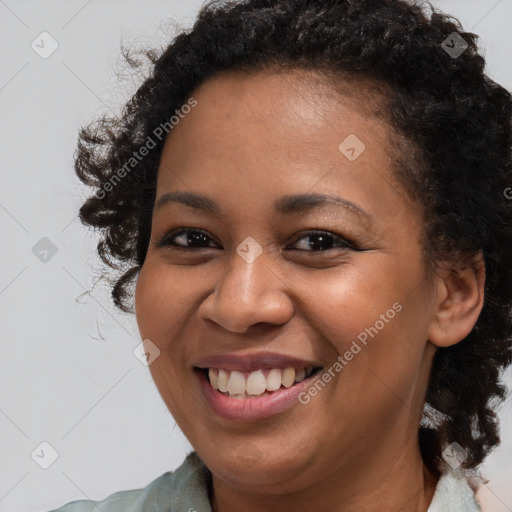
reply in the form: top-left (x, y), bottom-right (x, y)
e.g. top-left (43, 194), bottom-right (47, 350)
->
top-left (428, 252), bottom-right (485, 348)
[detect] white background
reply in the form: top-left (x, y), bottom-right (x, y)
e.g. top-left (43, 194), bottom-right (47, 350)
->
top-left (0, 1), bottom-right (511, 511)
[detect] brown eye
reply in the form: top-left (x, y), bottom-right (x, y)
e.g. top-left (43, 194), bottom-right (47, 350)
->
top-left (286, 231), bottom-right (357, 252)
top-left (156, 229), bottom-right (221, 250)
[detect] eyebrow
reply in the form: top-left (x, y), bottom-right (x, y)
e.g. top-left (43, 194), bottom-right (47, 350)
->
top-left (154, 191), bottom-right (373, 221)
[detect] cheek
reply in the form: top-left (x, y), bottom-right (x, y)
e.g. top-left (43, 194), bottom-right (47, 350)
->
top-left (301, 258), bottom-right (432, 390)
top-left (135, 260), bottom-right (198, 339)
top-left (134, 263), bottom-right (203, 423)
top-left (294, 261), bottom-right (405, 344)
top-left (134, 259), bottom-right (214, 391)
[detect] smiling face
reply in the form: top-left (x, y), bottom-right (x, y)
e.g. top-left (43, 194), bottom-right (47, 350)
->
top-left (134, 69), bottom-right (441, 495)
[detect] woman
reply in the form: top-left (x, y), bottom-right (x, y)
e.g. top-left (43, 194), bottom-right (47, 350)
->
top-left (51, 0), bottom-right (512, 510)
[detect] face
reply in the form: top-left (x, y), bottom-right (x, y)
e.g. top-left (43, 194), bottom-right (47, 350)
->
top-left (135, 69), bottom-right (439, 493)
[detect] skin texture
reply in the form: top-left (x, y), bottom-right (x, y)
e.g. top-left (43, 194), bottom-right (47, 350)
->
top-left (134, 69), bottom-right (485, 512)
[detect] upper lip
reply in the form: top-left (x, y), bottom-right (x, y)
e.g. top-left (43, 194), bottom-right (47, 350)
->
top-left (193, 351), bottom-right (324, 372)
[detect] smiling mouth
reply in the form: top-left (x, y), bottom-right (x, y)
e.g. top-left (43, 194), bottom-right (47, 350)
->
top-left (198, 366), bottom-right (323, 399)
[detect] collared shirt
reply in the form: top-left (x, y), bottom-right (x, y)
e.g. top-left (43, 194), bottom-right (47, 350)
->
top-left (48, 451), bottom-right (483, 512)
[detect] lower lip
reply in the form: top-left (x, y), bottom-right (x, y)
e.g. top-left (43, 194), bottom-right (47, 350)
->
top-left (197, 369), bottom-right (319, 421)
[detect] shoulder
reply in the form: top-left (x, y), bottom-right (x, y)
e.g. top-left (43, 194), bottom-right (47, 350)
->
top-left (47, 452), bottom-right (212, 512)
top-left (428, 467), bottom-right (483, 512)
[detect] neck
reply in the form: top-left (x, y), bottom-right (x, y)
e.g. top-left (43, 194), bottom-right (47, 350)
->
top-left (209, 441), bottom-right (439, 512)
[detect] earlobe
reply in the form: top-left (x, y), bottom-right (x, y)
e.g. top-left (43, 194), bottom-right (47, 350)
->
top-left (428, 253), bottom-right (485, 348)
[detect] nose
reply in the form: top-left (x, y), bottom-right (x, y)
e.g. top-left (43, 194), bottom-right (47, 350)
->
top-left (197, 249), bottom-right (294, 334)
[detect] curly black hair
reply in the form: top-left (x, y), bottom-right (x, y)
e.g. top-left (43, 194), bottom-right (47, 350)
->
top-left (75, 0), bottom-right (512, 474)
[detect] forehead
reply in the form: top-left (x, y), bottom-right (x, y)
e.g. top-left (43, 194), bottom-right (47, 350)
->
top-left (190, 67), bottom-right (388, 128)
top-left (157, 68), bottom-right (394, 183)
top-left (153, 69), bottom-right (420, 236)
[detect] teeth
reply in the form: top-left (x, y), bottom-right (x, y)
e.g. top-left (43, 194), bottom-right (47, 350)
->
top-left (217, 369), bottom-right (229, 392)
top-left (282, 368), bottom-right (295, 388)
top-left (266, 368), bottom-right (282, 391)
top-left (246, 370), bottom-right (267, 395)
top-left (295, 368), bottom-right (306, 382)
top-left (208, 368), bottom-right (218, 389)
top-left (206, 367), bottom-right (316, 398)
top-left (227, 371), bottom-right (246, 395)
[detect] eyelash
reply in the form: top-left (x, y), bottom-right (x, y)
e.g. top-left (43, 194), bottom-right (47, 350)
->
top-left (156, 228), bottom-right (359, 252)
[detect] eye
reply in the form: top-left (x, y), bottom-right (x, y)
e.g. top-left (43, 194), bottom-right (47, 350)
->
top-left (156, 228), bottom-right (221, 250)
top-left (286, 230), bottom-right (357, 252)
top-left (156, 228), bottom-right (358, 252)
